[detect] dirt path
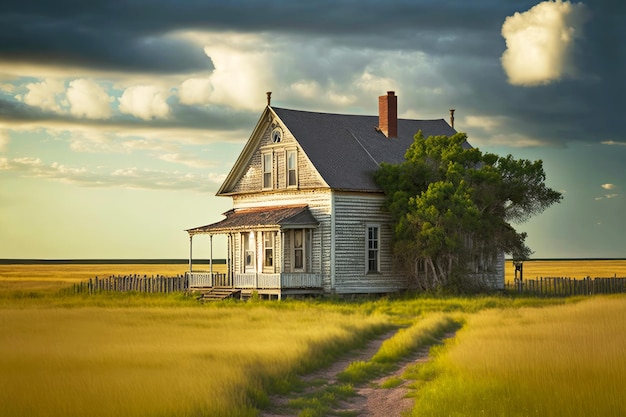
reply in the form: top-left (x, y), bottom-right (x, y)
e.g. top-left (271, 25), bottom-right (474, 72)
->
top-left (260, 330), bottom-right (453, 417)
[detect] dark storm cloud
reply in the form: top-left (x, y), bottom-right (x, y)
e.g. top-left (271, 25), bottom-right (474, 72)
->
top-left (0, 0), bottom-right (521, 72)
top-left (1, 0), bottom-right (624, 147)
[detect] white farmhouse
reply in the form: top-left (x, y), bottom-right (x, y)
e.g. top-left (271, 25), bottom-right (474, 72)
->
top-left (187, 92), bottom-right (504, 298)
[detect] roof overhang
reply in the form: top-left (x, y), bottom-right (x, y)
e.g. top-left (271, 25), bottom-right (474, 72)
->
top-left (186, 205), bottom-right (319, 235)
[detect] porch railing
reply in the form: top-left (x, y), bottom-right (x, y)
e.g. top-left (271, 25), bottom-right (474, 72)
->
top-left (188, 271), bottom-right (322, 289)
top-left (187, 272), bottom-right (229, 288)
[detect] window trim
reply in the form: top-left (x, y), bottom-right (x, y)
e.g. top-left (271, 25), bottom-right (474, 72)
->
top-left (263, 231), bottom-right (275, 272)
top-left (286, 149), bottom-right (298, 188)
top-left (271, 128), bottom-right (282, 143)
top-left (262, 151), bottom-right (273, 190)
top-left (242, 232), bottom-right (255, 273)
top-left (291, 229), bottom-right (306, 272)
top-left (366, 224), bottom-right (380, 273)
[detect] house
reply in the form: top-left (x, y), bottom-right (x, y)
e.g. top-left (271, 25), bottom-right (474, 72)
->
top-left (186, 91), bottom-right (505, 298)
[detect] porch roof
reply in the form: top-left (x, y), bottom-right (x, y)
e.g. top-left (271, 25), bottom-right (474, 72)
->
top-left (186, 205), bottom-right (319, 235)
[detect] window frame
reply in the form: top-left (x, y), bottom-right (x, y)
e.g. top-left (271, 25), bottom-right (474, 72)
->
top-left (366, 224), bottom-right (380, 274)
top-left (263, 231), bottom-right (275, 272)
top-left (271, 128), bottom-right (282, 143)
top-left (262, 151), bottom-right (273, 190)
top-left (242, 232), bottom-right (255, 273)
top-left (291, 229), bottom-right (306, 272)
top-left (286, 149), bottom-right (298, 188)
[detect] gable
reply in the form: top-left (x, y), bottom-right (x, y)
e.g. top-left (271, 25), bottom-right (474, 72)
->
top-left (218, 107), bottom-right (327, 196)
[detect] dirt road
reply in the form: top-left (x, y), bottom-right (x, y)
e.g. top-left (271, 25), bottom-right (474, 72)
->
top-left (261, 330), bottom-right (443, 417)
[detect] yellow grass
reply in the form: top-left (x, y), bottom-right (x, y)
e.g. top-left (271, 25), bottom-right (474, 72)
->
top-left (0, 303), bottom-right (389, 417)
top-left (410, 295), bottom-right (626, 416)
top-left (504, 259), bottom-right (626, 283)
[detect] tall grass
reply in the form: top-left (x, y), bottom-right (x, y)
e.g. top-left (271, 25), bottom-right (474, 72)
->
top-left (408, 296), bottom-right (626, 417)
top-left (0, 303), bottom-right (390, 417)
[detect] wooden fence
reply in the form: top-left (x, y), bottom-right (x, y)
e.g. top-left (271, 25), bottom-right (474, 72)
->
top-left (72, 274), bottom-right (189, 294)
top-left (506, 276), bottom-right (626, 296)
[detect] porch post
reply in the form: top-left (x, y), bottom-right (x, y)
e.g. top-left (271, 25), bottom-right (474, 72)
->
top-left (209, 234), bottom-right (213, 276)
top-left (227, 233), bottom-right (232, 284)
top-left (188, 234), bottom-right (193, 273)
top-left (280, 230), bottom-right (285, 274)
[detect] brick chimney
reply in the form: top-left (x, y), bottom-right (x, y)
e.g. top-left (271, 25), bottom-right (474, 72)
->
top-left (378, 91), bottom-right (397, 138)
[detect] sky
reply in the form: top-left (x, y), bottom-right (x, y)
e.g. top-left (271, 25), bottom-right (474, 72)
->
top-left (0, 0), bottom-right (624, 260)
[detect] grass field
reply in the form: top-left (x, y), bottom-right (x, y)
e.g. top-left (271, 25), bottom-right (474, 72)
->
top-left (407, 295), bottom-right (626, 417)
top-left (0, 262), bottom-right (625, 416)
top-left (504, 259), bottom-right (626, 283)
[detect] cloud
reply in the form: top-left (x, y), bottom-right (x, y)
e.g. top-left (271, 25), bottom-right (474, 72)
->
top-left (119, 85), bottom-right (171, 120)
top-left (17, 78), bottom-right (65, 113)
top-left (602, 141), bottom-right (626, 146)
top-left (67, 79), bottom-right (113, 119)
top-left (0, 156), bottom-right (223, 192)
top-left (501, 1), bottom-right (587, 86)
top-left (178, 78), bottom-right (213, 106)
top-left (601, 184), bottom-right (615, 190)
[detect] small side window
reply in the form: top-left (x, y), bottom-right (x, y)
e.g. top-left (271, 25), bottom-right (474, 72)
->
top-left (366, 225), bottom-right (380, 273)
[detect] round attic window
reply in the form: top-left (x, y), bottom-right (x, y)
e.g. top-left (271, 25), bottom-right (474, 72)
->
top-left (271, 128), bottom-right (282, 143)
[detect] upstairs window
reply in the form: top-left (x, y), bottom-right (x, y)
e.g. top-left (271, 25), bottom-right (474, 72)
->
top-left (271, 128), bottom-right (282, 143)
top-left (262, 152), bottom-right (273, 189)
top-left (367, 225), bottom-right (380, 273)
top-left (287, 150), bottom-right (297, 187)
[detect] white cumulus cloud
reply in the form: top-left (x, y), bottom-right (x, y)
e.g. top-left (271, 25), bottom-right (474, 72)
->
top-left (67, 79), bottom-right (113, 119)
top-left (119, 85), bottom-right (171, 120)
top-left (178, 78), bottom-right (213, 106)
top-left (501, 0), bottom-right (587, 86)
top-left (17, 78), bottom-right (65, 113)
top-left (601, 183), bottom-right (615, 190)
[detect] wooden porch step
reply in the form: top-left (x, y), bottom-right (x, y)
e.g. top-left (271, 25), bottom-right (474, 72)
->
top-left (196, 288), bottom-right (241, 302)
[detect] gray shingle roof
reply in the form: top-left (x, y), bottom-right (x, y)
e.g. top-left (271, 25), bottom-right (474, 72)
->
top-left (187, 205), bottom-right (319, 234)
top-left (272, 107), bottom-right (458, 192)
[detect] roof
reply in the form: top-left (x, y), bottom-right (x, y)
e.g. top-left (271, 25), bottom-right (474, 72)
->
top-left (186, 205), bottom-right (319, 235)
top-left (271, 107), bottom-right (460, 192)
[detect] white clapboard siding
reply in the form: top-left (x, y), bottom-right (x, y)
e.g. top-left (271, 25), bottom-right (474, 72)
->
top-left (332, 192), bottom-right (408, 294)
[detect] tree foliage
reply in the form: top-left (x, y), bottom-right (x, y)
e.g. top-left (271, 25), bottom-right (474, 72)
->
top-left (374, 131), bottom-right (562, 291)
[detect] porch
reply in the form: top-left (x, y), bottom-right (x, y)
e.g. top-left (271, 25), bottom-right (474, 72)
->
top-left (186, 205), bottom-right (322, 299)
top-left (186, 271), bottom-right (323, 299)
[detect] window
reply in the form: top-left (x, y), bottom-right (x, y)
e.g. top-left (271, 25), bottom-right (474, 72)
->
top-left (242, 232), bottom-right (255, 273)
top-left (367, 225), bottom-right (380, 273)
top-left (262, 153), bottom-right (273, 189)
top-left (271, 128), bottom-right (282, 143)
top-left (263, 232), bottom-right (275, 270)
top-left (287, 150), bottom-right (297, 187)
top-left (293, 229), bottom-right (304, 270)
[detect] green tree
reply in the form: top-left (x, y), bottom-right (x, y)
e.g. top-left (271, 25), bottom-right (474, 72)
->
top-left (375, 131), bottom-right (562, 291)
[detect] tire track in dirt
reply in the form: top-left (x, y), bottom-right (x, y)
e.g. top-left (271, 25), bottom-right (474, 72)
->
top-left (260, 330), bottom-right (455, 417)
